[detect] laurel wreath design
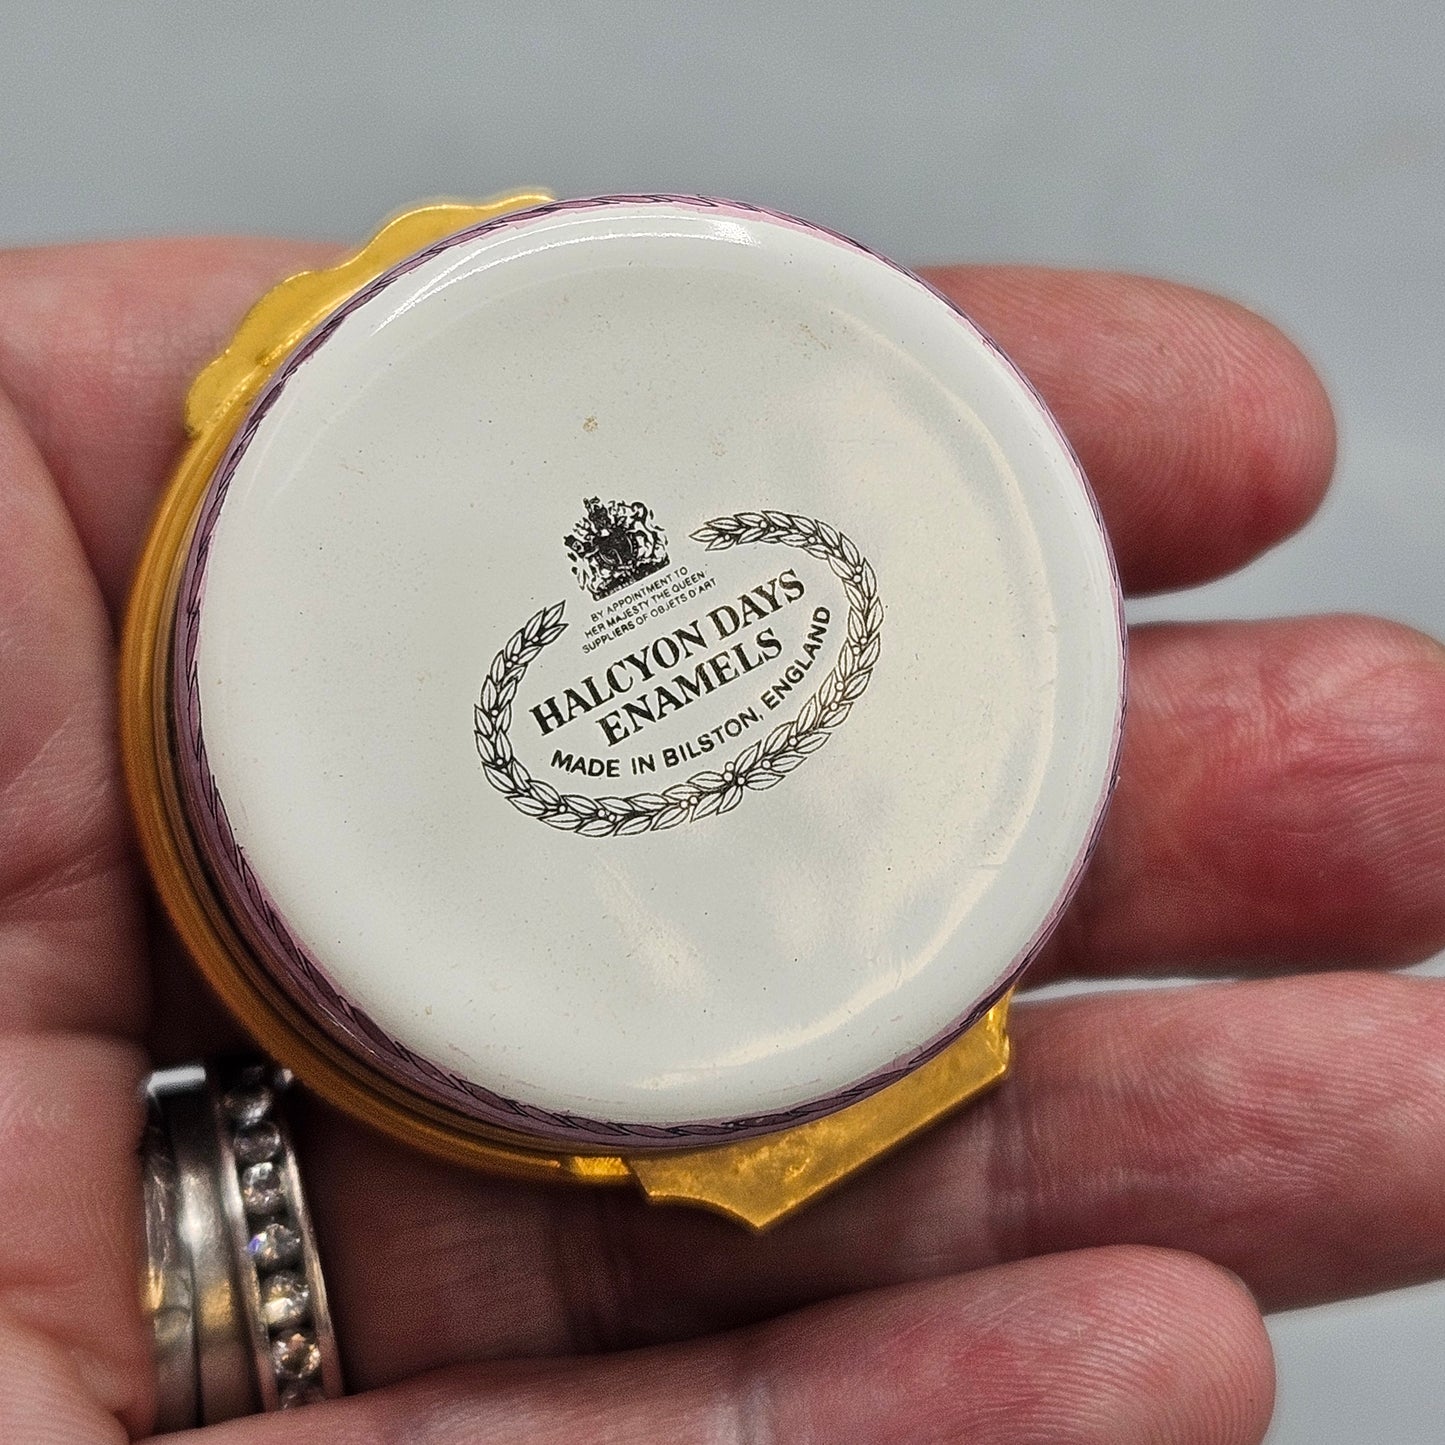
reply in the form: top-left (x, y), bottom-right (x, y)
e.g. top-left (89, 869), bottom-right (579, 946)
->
top-left (473, 511), bottom-right (883, 836)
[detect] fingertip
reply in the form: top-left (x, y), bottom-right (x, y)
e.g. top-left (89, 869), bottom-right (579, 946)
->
top-left (1053, 614), bottom-right (1445, 979)
top-left (1182, 1255), bottom-right (1278, 1445)
top-left (1231, 615), bottom-right (1445, 967)
top-left (792, 1244), bottom-right (1278, 1445)
top-left (920, 266), bottom-right (1338, 593)
top-left (1062, 1246), bottom-right (1276, 1445)
top-left (1191, 292), bottom-right (1338, 578)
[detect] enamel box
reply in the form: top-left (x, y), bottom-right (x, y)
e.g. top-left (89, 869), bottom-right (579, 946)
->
top-left (122, 194), bottom-right (1124, 1227)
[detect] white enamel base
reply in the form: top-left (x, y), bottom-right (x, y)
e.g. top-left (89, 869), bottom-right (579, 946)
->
top-left (178, 197), bottom-right (1123, 1144)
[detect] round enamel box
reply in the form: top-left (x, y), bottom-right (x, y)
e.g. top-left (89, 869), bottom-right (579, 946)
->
top-left (122, 194), bottom-right (1124, 1228)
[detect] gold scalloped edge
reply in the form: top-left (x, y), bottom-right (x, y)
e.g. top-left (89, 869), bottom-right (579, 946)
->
top-left (627, 996), bottom-right (1011, 1229)
top-left (184, 191), bottom-right (554, 438)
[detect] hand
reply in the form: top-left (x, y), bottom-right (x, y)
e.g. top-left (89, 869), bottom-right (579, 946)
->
top-left (2, 240), bottom-right (1441, 1445)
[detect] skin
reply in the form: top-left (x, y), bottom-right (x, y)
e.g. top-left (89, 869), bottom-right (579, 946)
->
top-left (1, 240), bottom-right (1443, 1443)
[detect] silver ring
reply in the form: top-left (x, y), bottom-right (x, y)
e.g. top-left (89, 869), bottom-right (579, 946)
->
top-left (140, 1097), bottom-right (197, 1431)
top-left (142, 1059), bottom-right (344, 1426)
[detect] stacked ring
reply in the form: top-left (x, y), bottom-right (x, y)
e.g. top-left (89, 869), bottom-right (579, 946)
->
top-left (142, 1059), bottom-right (344, 1426)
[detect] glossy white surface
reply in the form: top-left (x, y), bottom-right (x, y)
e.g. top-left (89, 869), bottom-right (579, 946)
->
top-left (191, 200), bottom-right (1121, 1126)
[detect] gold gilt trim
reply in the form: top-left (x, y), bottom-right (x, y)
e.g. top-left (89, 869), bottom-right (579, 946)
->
top-left (184, 194), bottom-right (554, 437)
top-left (120, 193), bottom-right (1014, 1231)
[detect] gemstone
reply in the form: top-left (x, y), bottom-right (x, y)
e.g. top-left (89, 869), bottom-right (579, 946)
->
top-left (279, 1379), bottom-right (326, 1408)
top-left (223, 1084), bottom-right (273, 1128)
top-left (234, 1121), bottom-right (282, 1166)
top-left (271, 1329), bottom-right (322, 1380)
top-left (240, 1161), bottom-right (285, 1215)
top-left (248, 1221), bottom-right (302, 1270)
top-left (260, 1269), bottom-right (310, 1329)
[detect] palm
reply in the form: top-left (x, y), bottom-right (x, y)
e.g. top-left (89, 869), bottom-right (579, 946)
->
top-left (3, 240), bottom-right (1442, 1445)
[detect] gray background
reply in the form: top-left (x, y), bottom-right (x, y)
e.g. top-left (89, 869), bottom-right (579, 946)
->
top-left (3, 3), bottom-right (1441, 1438)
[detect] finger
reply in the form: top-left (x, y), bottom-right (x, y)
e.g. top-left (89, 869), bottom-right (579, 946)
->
top-left (0, 1034), bottom-right (151, 1442)
top-left (921, 265), bottom-right (1336, 593)
top-left (301, 972), bottom-right (1445, 1377)
top-left (0, 383), bottom-right (147, 1037)
top-left (1036, 614), bottom-right (1445, 981)
top-left (159, 1248), bottom-right (1272, 1445)
top-left (0, 243), bottom-right (1328, 617)
top-left (0, 239), bottom-right (336, 612)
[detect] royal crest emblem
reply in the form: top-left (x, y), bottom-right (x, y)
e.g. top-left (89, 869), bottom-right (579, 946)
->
top-left (475, 509), bottom-right (883, 837)
top-left (564, 497), bottom-right (670, 599)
